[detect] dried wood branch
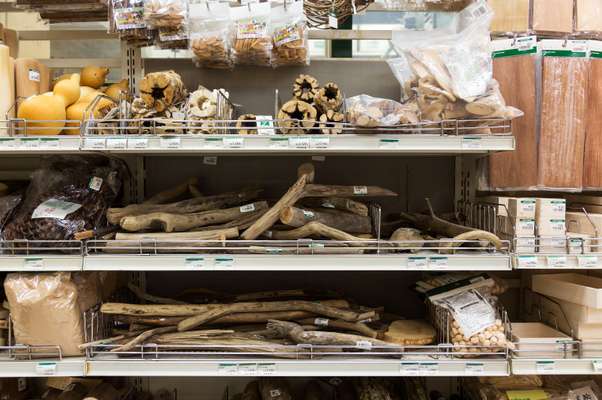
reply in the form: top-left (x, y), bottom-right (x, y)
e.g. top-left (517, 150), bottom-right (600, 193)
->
top-left (266, 222), bottom-right (372, 244)
top-left (280, 206), bottom-right (372, 234)
top-left (111, 326), bottom-right (177, 352)
top-left (299, 197), bottom-right (369, 217)
top-left (143, 177), bottom-right (198, 205)
top-left (113, 228), bottom-right (239, 241)
top-left (297, 318), bottom-right (378, 338)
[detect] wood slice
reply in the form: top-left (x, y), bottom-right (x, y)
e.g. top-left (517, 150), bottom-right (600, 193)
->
top-left (383, 320), bottom-right (435, 345)
top-left (315, 82), bottom-right (343, 112)
top-left (139, 70), bottom-right (186, 113)
top-left (293, 74), bottom-right (319, 102)
top-left (278, 100), bottom-right (317, 134)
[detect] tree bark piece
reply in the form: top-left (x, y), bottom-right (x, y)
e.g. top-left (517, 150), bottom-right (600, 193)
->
top-left (143, 177), bottom-right (198, 205)
top-left (177, 300), bottom-right (375, 331)
top-left (120, 201), bottom-right (268, 233)
top-left (113, 228), bottom-right (239, 242)
top-left (300, 197), bottom-right (369, 217)
top-left (280, 206), bottom-right (372, 234)
top-left (297, 318), bottom-right (378, 338)
top-left (319, 110), bottom-right (344, 135)
top-left (267, 222), bottom-right (372, 244)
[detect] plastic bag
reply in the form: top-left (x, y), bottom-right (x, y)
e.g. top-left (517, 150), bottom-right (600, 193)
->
top-left (346, 94), bottom-right (419, 127)
top-left (144, 0), bottom-right (187, 29)
top-left (231, 2), bottom-right (272, 66)
top-left (156, 20), bottom-right (189, 49)
top-left (110, 0), bottom-right (155, 45)
top-left (0, 194), bottom-right (22, 233)
top-left (189, 2), bottom-right (233, 69)
top-left (271, 0), bottom-right (309, 68)
top-left (2, 155), bottom-right (126, 241)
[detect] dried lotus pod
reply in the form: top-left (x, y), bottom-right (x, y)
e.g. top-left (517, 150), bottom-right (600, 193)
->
top-left (293, 74), bottom-right (319, 102)
top-left (315, 82), bottom-right (343, 112)
top-left (139, 70), bottom-right (187, 113)
top-left (277, 100), bottom-right (317, 134)
top-left (319, 109), bottom-right (344, 134)
top-left (236, 114), bottom-right (258, 135)
top-left (188, 86), bottom-right (217, 119)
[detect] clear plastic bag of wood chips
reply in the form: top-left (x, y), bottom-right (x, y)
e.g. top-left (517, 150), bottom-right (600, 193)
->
top-left (271, 1), bottom-right (309, 68)
top-left (231, 2), bottom-right (272, 66)
top-left (4, 272), bottom-right (100, 357)
top-left (346, 94), bottom-right (419, 127)
top-left (144, 0), bottom-right (187, 29)
top-left (189, 2), bottom-right (233, 69)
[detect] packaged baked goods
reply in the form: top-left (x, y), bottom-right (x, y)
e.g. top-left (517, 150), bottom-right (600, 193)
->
top-left (271, 0), bottom-right (309, 68)
top-left (144, 0), bottom-right (187, 30)
top-left (231, 2), bottom-right (272, 66)
top-left (189, 1), bottom-right (233, 69)
top-left (346, 94), bottom-right (419, 127)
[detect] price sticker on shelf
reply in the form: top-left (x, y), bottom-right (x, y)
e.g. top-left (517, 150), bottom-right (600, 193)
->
top-left (269, 137), bottom-right (288, 148)
top-left (420, 363), bottom-right (439, 375)
top-left (311, 136), bottom-right (330, 149)
top-left (517, 255), bottom-right (538, 268)
top-left (85, 137), bottom-right (106, 149)
top-left (257, 363), bottom-right (277, 375)
top-left (214, 256), bottom-right (234, 267)
top-left (106, 137), bottom-right (127, 150)
top-left (160, 136), bottom-right (181, 149)
top-left (400, 362), bottom-right (420, 375)
top-left (547, 255), bottom-right (568, 268)
top-left (24, 258), bottom-right (43, 269)
top-left (429, 256), bottom-right (448, 268)
top-left (128, 137), bottom-right (149, 149)
top-left (0, 138), bottom-right (17, 149)
top-left (40, 138), bottom-right (60, 148)
top-left (289, 137), bottom-right (311, 149)
top-left (408, 256), bottom-right (428, 269)
top-left (379, 139), bottom-right (400, 149)
top-left (20, 138), bottom-right (40, 148)
top-left (203, 156), bottom-right (218, 165)
top-left (185, 257), bottom-right (205, 268)
top-left (462, 137), bottom-right (482, 149)
top-left (237, 363), bottom-right (258, 375)
top-left (465, 362), bottom-right (485, 374)
top-left (218, 363), bottom-right (238, 375)
top-left (593, 360), bottom-right (602, 372)
top-left (256, 115), bottom-right (275, 135)
top-left (35, 362), bottom-right (57, 375)
top-left (204, 137), bottom-right (223, 148)
top-left (578, 255), bottom-right (598, 268)
top-left (536, 360), bottom-right (555, 373)
top-left (223, 137), bottom-right (244, 149)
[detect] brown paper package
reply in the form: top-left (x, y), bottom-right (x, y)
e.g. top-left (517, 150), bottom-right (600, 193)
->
top-left (489, 55), bottom-right (538, 189)
top-left (488, 0), bottom-right (530, 33)
top-left (583, 58), bottom-right (602, 188)
top-left (532, 0), bottom-right (574, 34)
top-left (538, 56), bottom-right (589, 189)
top-left (576, 0), bottom-right (602, 32)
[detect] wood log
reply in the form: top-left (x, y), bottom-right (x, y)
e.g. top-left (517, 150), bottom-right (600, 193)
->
top-left (243, 382), bottom-right (262, 400)
top-left (113, 228), bottom-right (239, 242)
top-left (280, 206), bottom-right (372, 234)
top-left (128, 283), bottom-right (186, 305)
top-left (120, 201), bottom-right (268, 233)
top-left (315, 82), bottom-right (343, 112)
top-left (107, 189), bottom-right (261, 224)
top-left (278, 100), bottom-right (317, 134)
top-left (303, 184), bottom-right (397, 198)
top-left (102, 299), bottom-right (350, 317)
top-left (83, 383), bottom-right (119, 400)
top-left (139, 70), bottom-right (186, 113)
top-left (297, 318), bottom-right (378, 338)
top-left (177, 300), bottom-right (375, 331)
top-left (143, 177), bottom-right (198, 205)
top-left (267, 222), bottom-right (373, 244)
top-left (267, 320), bottom-right (394, 348)
top-left (293, 74), bottom-right (319, 102)
top-left (319, 110), bottom-right (345, 135)
top-left (300, 197), bottom-right (369, 217)
top-left (259, 379), bottom-right (293, 400)
top-left (192, 209), bottom-right (267, 232)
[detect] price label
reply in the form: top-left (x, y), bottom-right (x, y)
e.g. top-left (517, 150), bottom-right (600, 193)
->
top-left (85, 137), bottom-right (106, 149)
top-left (536, 360), bottom-right (555, 373)
top-left (517, 255), bottom-right (538, 268)
top-left (20, 138), bottom-right (40, 148)
top-left (379, 139), bottom-right (400, 149)
top-left (593, 360), bottom-right (602, 372)
top-left (214, 256), bottom-right (234, 267)
top-left (465, 363), bottom-right (485, 374)
top-left (420, 363), bottom-right (439, 374)
top-left (257, 363), bottom-right (277, 375)
top-left (240, 204), bottom-right (256, 213)
top-left (218, 363), bottom-right (238, 375)
top-left (264, 247), bottom-right (284, 254)
top-left (579, 255), bottom-right (598, 268)
top-left (270, 138), bottom-right (289, 148)
top-left (314, 318), bottom-right (329, 326)
top-left (355, 340), bottom-right (373, 350)
top-left (0, 138), bottom-right (17, 149)
top-left (256, 115), bottom-right (275, 135)
top-left (328, 12), bottom-right (338, 28)
top-left (237, 363), bottom-right (258, 375)
top-left (24, 258), bottom-right (43, 269)
top-left (408, 256), bottom-right (428, 269)
top-left (106, 137), bottom-right (127, 149)
top-left (185, 257), bottom-right (204, 268)
top-left (40, 138), bottom-right (60, 148)
top-left (312, 155), bottom-right (326, 162)
top-left (311, 137), bottom-right (330, 149)
top-left (35, 362), bottom-right (57, 375)
top-left (224, 137), bottom-right (244, 149)
top-left (400, 362), bottom-right (420, 375)
top-left (353, 186), bottom-right (368, 195)
top-left (289, 137), bottom-right (311, 149)
top-left (28, 69), bottom-right (41, 82)
top-left (160, 136), bottom-right (181, 149)
top-left (547, 255), bottom-right (568, 267)
top-left (462, 137), bottom-right (482, 149)
top-left (128, 137), bottom-right (149, 149)
top-left (429, 256), bottom-right (448, 268)
top-left (204, 137), bottom-right (223, 148)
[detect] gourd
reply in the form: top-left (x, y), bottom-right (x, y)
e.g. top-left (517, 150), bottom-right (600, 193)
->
top-left (80, 86), bottom-right (98, 101)
top-left (17, 94), bottom-right (66, 135)
top-left (81, 66), bottom-right (109, 89)
top-left (105, 79), bottom-right (128, 101)
top-left (53, 73), bottom-right (81, 107)
top-left (64, 96), bottom-right (116, 135)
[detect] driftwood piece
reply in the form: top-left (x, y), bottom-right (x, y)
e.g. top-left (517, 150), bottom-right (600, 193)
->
top-left (113, 228), bottom-right (238, 242)
top-left (107, 189), bottom-right (261, 224)
top-left (267, 320), bottom-right (393, 348)
top-left (128, 283), bottom-right (186, 305)
top-left (177, 300), bottom-right (375, 331)
top-left (259, 379), bottom-right (293, 400)
top-left (83, 383), bottom-right (119, 400)
top-left (112, 326), bottom-right (177, 352)
top-left (267, 222), bottom-right (372, 244)
top-left (280, 206), bottom-right (372, 234)
top-left (143, 177), bottom-right (198, 205)
top-left (120, 201), bottom-right (268, 233)
top-left (303, 184), bottom-right (397, 198)
top-left (192, 210), bottom-right (267, 232)
top-left (297, 318), bottom-right (378, 338)
top-left (300, 197), bottom-right (369, 217)
top-left (78, 329), bottom-right (146, 350)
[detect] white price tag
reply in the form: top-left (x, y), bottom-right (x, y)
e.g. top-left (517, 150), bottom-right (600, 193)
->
top-left (185, 257), bottom-right (204, 268)
top-left (314, 318), bottom-right (329, 326)
top-left (256, 115), bottom-right (275, 135)
top-left (536, 360), bottom-right (555, 373)
top-left (28, 69), bottom-right (41, 82)
top-left (579, 255), bottom-right (598, 268)
top-left (106, 137), bottom-right (127, 149)
top-left (465, 363), bottom-right (485, 374)
top-left (355, 340), bottom-right (372, 350)
top-left (328, 13), bottom-right (338, 28)
top-left (429, 256), bottom-right (448, 268)
top-left (353, 186), bottom-right (368, 195)
top-left (204, 137), bottom-right (223, 148)
top-left (20, 138), bottom-right (40, 148)
top-left (35, 362), bottom-right (57, 375)
top-left (218, 363), bottom-right (238, 375)
top-left (547, 255), bottom-right (568, 267)
top-left (128, 137), bottom-right (149, 149)
top-left (302, 210), bottom-right (315, 219)
top-left (85, 137), bottom-right (106, 149)
top-left (462, 137), bottom-right (482, 149)
top-left (203, 156), bottom-right (218, 165)
top-left (593, 360), bottom-right (602, 372)
top-left (400, 362), bottom-right (420, 375)
top-left (224, 137), bottom-right (244, 149)
top-left (240, 204), bottom-right (256, 213)
top-left (237, 363), bottom-right (258, 375)
top-left (269, 390), bottom-right (281, 398)
top-left (311, 155), bottom-right (326, 162)
top-left (517, 255), bottom-right (538, 268)
top-left (270, 138), bottom-right (289, 148)
top-left (257, 363), bottom-right (277, 375)
top-left (88, 177), bottom-right (103, 191)
top-left (289, 137), bottom-right (311, 149)
top-left (379, 139), bottom-right (400, 149)
top-left (0, 138), bottom-right (17, 149)
top-left (420, 363), bottom-right (439, 374)
top-left (408, 256), bottom-right (428, 269)
top-left (160, 136), bottom-right (181, 149)
top-left (24, 258), bottom-right (43, 269)
top-left (32, 199), bottom-right (82, 220)
top-left (40, 138), bottom-right (60, 148)
top-left (311, 137), bottom-right (330, 149)
top-left (214, 256), bottom-right (234, 267)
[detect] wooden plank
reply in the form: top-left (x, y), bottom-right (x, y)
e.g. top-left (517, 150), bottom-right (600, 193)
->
top-left (583, 58), bottom-right (602, 189)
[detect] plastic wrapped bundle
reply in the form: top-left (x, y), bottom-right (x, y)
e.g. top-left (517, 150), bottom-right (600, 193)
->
top-left (583, 53), bottom-right (602, 189)
top-left (532, 0), bottom-right (573, 34)
top-left (488, 0), bottom-right (530, 33)
top-left (189, 2), bottom-right (233, 69)
top-left (231, 2), bottom-right (272, 67)
top-left (271, 1), bottom-right (309, 68)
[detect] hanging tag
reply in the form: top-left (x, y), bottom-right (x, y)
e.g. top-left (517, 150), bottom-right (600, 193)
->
top-left (328, 12), bottom-right (338, 29)
top-left (28, 69), bottom-right (41, 82)
top-left (203, 156), bottom-right (218, 165)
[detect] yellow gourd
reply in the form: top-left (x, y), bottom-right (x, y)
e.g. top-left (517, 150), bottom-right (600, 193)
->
top-left (79, 90), bottom-right (103, 104)
top-left (105, 79), bottom-right (129, 101)
top-left (52, 73), bottom-right (72, 89)
top-left (80, 86), bottom-right (97, 101)
top-left (17, 94), bottom-right (66, 135)
top-left (53, 73), bottom-right (81, 107)
top-left (81, 66), bottom-right (109, 89)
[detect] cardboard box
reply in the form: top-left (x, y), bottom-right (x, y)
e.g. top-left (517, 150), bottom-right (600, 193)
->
top-left (537, 217), bottom-right (566, 236)
top-left (567, 232), bottom-right (594, 253)
top-left (536, 198), bottom-right (566, 218)
top-left (499, 215), bottom-right (535, 236)
top-left (532, 273), bottom-right (602, 308)
top-left (509, 198), bottom-right (536, 219)
top-left (513, 236), bottom-right (536, 254)
top-left (0, 24), bottom-right (18, 58)
top-left (567, 211), bottom-right (602, 237)
top-left (477, 196), bottom-right (510, 216)
top-left (537, 237), bottom-right (566, 254)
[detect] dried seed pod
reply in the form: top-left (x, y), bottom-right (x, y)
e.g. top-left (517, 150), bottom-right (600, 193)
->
top-left (293, 74), bottom-right (319, 102)
top-left (315, 82), bottom-right (343, 112)
top-left (139, 70), bottom-right (187, 113)
top-left (188, 86), bottom-right (218, 119)
top-left (277, 100), bottom-right (317, 134)
top-left (319, 109), bottom-right (344, 135)
top-left (236, 114), bottom-right (258, 135)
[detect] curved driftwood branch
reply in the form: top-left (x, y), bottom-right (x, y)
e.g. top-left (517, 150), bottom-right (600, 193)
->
top-left (267, 222), bottom-right (372, 244)
top-left (296, 318), bottom-right (378, 338)
top-left (280, 207), bottom-right (372, 234)
top-left (143, 177), bottom-right (198, 205)
top-left (300, 197), bottom-right (369, 217)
